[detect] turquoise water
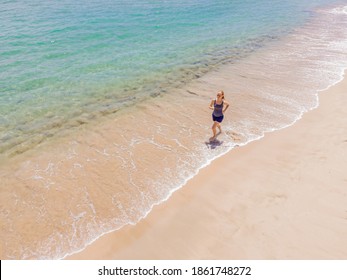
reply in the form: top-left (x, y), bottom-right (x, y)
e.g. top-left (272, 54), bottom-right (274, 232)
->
top-left (0, 0), bottom-right (342, 157)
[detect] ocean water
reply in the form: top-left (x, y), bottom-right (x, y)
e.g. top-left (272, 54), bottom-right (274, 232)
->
top-left (1, 0), bottom-right (347, 259)
top-left (1, 0), bottom-right (343, 157)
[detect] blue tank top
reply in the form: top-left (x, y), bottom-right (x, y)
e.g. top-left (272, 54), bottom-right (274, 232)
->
top-left (213, 100), bottom-right (224, 117)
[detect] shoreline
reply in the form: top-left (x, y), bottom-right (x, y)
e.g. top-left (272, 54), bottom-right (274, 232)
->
top-left (1, 3), bottom-right (346, 259)
top-left (66, 73), bottom-right (347, 259)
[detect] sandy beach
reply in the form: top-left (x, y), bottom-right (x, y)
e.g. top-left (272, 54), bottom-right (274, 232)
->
top-left (66, 73), bottom-right (347, 260)
top-left (2, 1), bottom-right (347, 261)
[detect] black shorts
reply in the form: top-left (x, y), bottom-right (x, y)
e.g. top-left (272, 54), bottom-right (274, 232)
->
top-left (212, 114), bottom-right (224, 123)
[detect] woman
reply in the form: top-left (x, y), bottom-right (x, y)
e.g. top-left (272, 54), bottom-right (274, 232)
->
top-left (209, 90), bottom-right (229, 139)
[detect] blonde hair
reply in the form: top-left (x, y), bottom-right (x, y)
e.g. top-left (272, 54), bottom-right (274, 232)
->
top-left (218, 90), bottom-right (225, 99)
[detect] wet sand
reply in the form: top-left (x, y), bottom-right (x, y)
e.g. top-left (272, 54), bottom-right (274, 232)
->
top-left (66, 73), bottom-right (347, 260)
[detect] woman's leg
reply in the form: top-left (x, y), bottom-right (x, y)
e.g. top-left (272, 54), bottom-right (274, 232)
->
top-left (212, 122), bottom-right (218, 138)
top-left (216, 122), bottom-right (222, 133)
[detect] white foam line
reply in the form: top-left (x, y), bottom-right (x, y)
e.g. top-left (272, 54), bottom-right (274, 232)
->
top-left (318, 67), bottom-right (346, 93)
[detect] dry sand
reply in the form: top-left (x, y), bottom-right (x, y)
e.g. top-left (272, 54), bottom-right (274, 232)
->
top-left (67, 72), bottom-right (347, 260)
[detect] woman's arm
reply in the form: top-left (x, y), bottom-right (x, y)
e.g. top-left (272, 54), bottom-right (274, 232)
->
top-left (223, 100), bottom-right (230, 113)
top-left (209, 99), bottom-right (215, 110)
